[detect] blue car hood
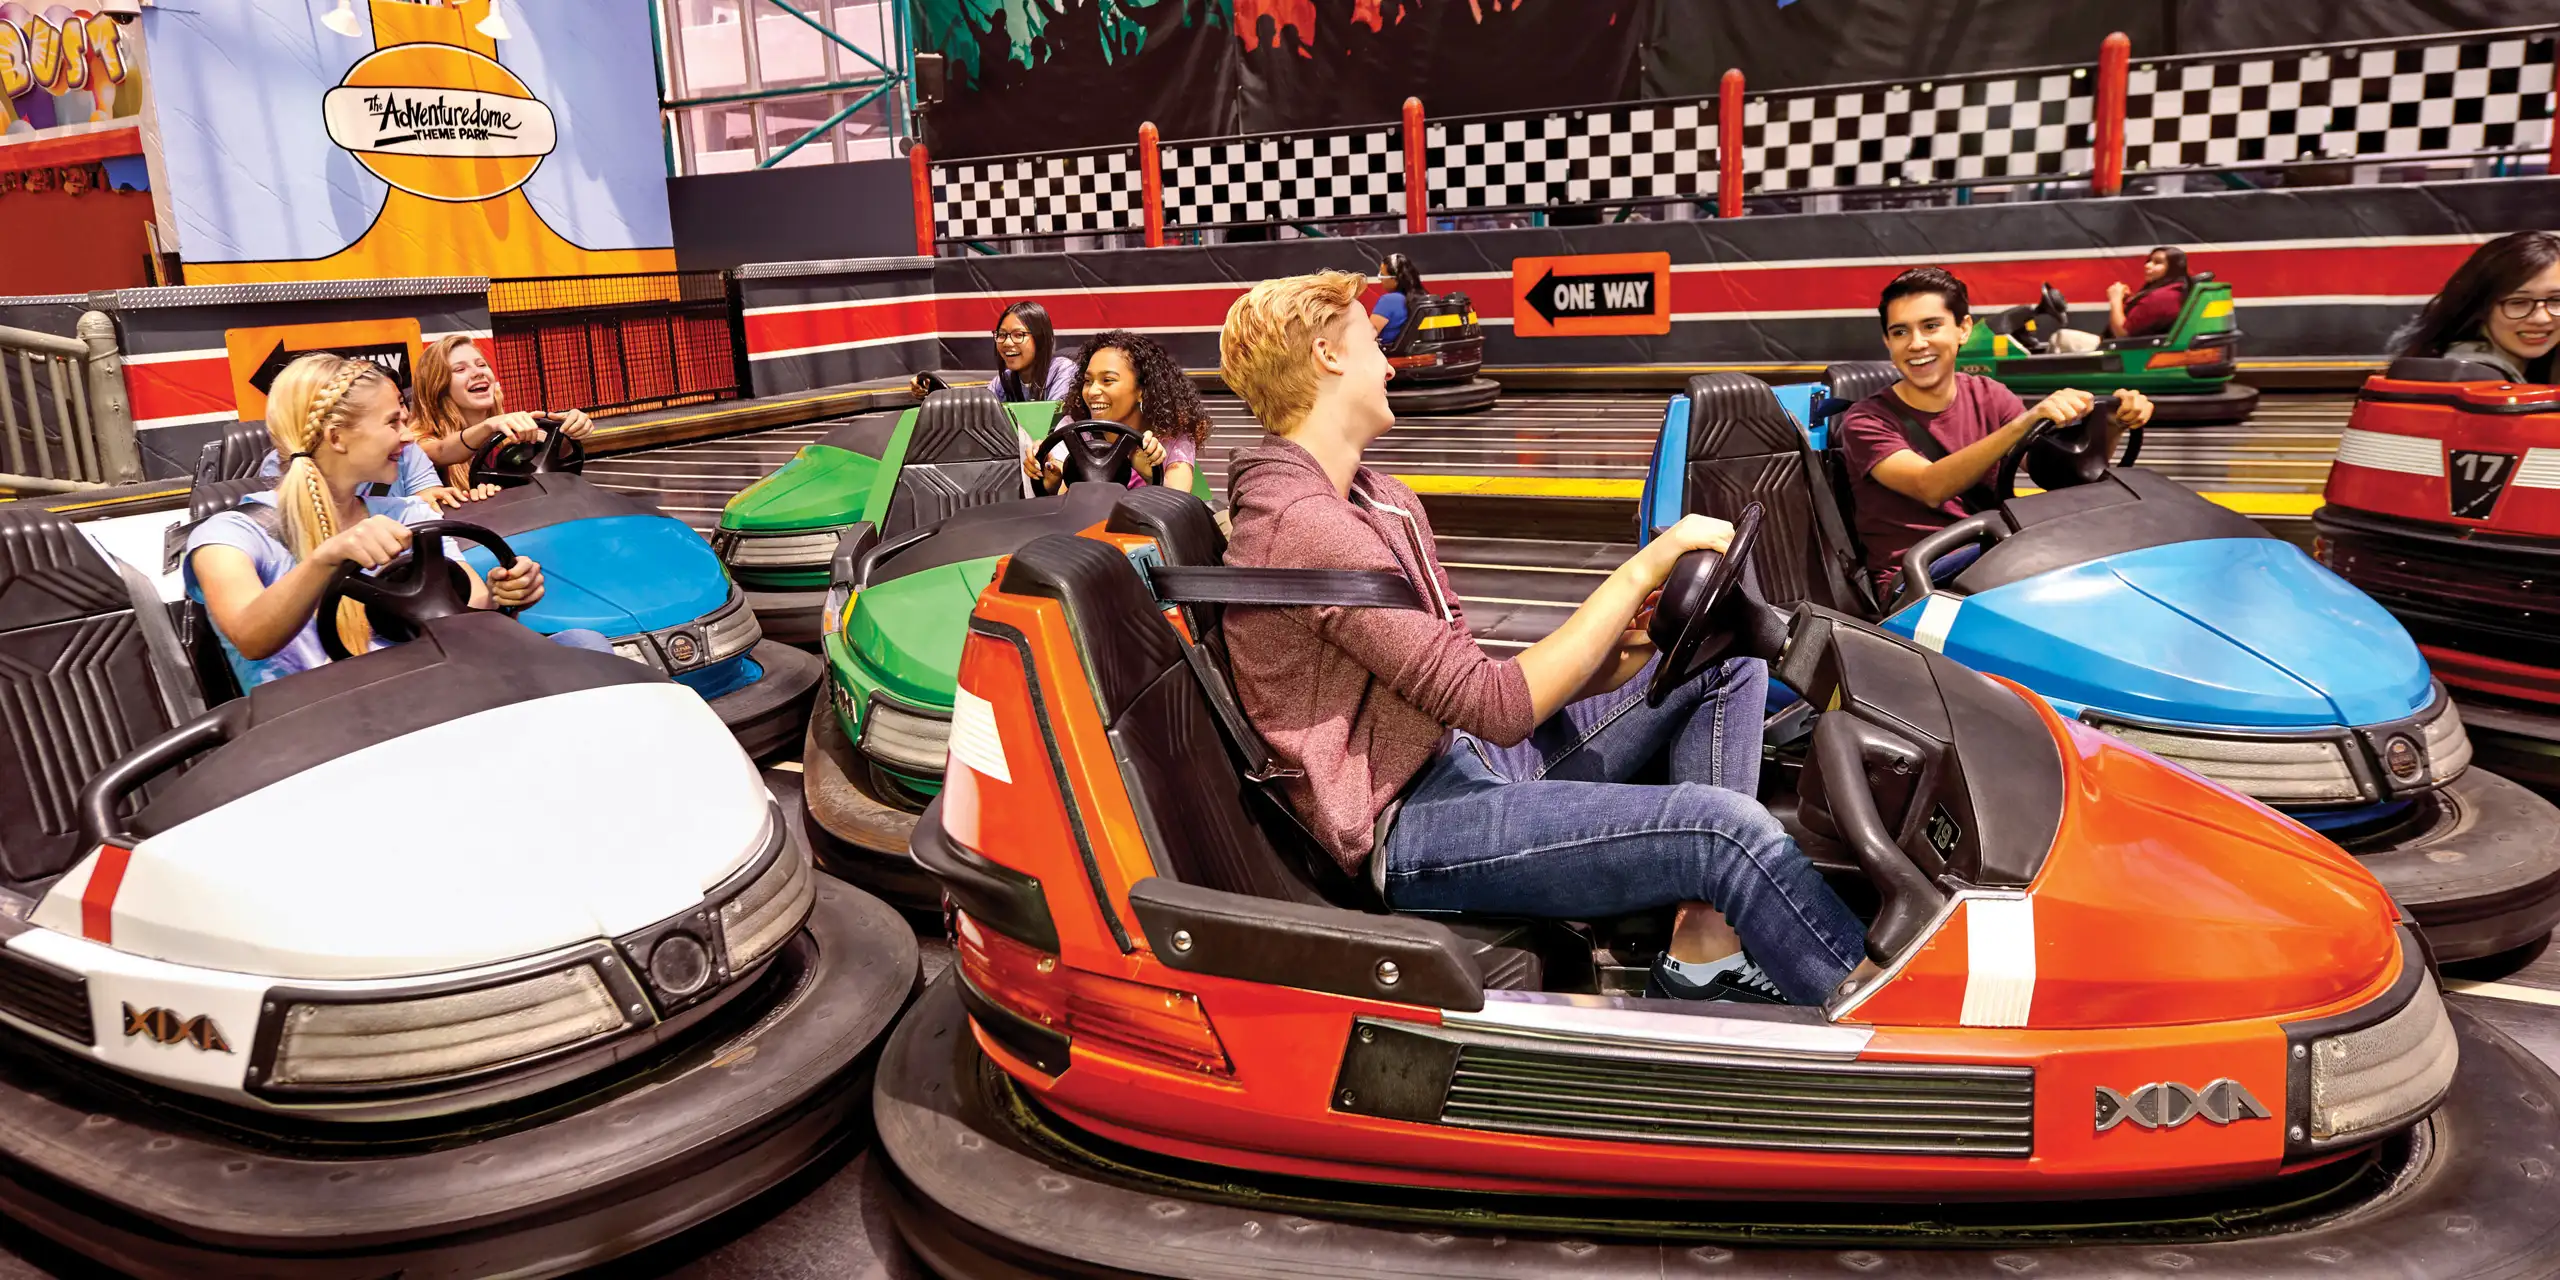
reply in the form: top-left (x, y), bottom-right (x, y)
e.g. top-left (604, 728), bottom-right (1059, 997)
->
top-left (461, 514), bottom-right (733, 638)
top-left (1882, 537), bottom-right (2432, 730)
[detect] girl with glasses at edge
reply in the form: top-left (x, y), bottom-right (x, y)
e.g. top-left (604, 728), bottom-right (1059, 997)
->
top-left (911, 301), bottom-right (1078, 404)
top-left (2399, 230), bottom-right (2560, 384)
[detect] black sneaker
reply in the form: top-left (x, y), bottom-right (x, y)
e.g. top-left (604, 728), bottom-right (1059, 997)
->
top-left (1646, 953), bottom-right (1789, 1005)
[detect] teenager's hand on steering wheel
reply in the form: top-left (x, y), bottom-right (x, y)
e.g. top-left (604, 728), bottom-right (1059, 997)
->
top-left (2109, 388), bottom-right (2156, 429)
top-left (554, 408), bottom-right (595, 440)
top-left (2032, 387), bottom-right (2096, 427)
top-left (1632, 514), bottom-right (1735, 590)
top-left (485, 556), bottom-right (547, 612)
top-left (315, 515), bottom-right (413, 570)
top-left (420, 483), bottom-right (500, 511)
top-left (1022, 448), bottom-right (1065, 489)
top-left (1136, 431), bottom-right (1166, 474)
top-left (484, 411), bottom-right (547, 445)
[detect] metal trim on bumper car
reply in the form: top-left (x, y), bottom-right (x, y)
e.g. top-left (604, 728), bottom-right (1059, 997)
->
top-left (0, 881), bottom-right (917, 1280)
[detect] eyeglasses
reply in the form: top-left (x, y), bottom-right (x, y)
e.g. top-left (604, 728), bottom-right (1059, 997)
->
top-left (2495, 296), bottom-right (2560, 320)
top-left (992, 328), bottom-right (1034, 346)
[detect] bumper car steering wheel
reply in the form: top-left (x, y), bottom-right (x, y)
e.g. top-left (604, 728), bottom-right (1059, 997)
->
top-left (315, 520), bottom-right (521, 661)
top-left (1993, 396), bottom-right (2143, 501)
top-left (1031, 419), bottom-right (1145, 495)
top-left (469, 414), bottom-right (585, 489)
top-left (1644, 504), bottom-right (1766, 708)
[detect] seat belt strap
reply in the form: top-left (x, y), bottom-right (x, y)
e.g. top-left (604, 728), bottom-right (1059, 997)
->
top-left (1147, 565), bottom-right (1425, 611)
top-left (1181, 641), bottom-right (1299, 783)
top-left (1885, 402), bottom-right (2002, 516)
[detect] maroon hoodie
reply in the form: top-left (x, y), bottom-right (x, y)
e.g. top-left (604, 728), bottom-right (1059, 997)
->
top-left (1223, 436), bottom-right (1536, 874)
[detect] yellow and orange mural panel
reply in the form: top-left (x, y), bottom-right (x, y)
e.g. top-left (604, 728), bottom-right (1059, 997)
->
top-left (144, 0), bottom-right (673, 285)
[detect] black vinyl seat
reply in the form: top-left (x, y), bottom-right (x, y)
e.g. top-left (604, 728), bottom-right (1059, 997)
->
top-left (194, 420), bottom-right (274, 487)
top-left (2384, 356), bottom-right (2519, 384)
top-left (0, 507), bottom-right (197, 890)
top-left (1681, 373), bottom-right (1874, 615)
top-left (997, 487), bottom-right (1560, 991)
top-left (882, 391), bottom-right (1028, 541)
top-left (178, 477), bottom-right (273, 706)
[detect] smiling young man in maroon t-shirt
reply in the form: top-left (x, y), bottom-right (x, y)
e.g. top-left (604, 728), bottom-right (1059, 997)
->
top-left (1837, 267), bottom-right (2156, 596)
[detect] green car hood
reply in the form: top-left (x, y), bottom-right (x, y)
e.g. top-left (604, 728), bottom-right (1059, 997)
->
top-left (844, 556), bottom-right (1000, 705)
top-left (722, 444), bottom-right (882, 532)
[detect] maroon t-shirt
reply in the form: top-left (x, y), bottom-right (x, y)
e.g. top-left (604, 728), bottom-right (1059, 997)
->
top-left (2122, 283), bottom-right (2186, 337)
top-left (1838, 373), bottom-right (2026, 581)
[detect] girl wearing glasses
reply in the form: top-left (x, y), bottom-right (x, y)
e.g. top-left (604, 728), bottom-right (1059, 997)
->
top-left (985, 300), bottom-right (1077, 402)
top-left (2401, 230), bottom-right (2560, 383)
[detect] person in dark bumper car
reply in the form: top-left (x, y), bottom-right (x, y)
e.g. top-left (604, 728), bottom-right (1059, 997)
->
top-left (1367, 252), bottom-right (1426, 347)
top-left (1843, 266), bottom-right (2155, 597)
top-left (1218, 271), bottom-right (1872, 1006)
top-left (185, 353), bottom-right (609, 691)
top-left (2397, 229), bottom-right (2560, 384)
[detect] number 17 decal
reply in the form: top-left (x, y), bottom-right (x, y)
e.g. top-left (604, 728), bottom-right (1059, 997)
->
top-left (2448, 450), bottom-right (2516, 520)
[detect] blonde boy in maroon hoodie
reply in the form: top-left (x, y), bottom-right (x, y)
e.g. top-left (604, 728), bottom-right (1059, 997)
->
top-left (1215, 271), bottom-right (1867, 1005)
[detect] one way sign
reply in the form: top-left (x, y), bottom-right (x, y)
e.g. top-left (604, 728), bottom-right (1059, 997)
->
top-left (1510, 252), bottom-right (1672, 338)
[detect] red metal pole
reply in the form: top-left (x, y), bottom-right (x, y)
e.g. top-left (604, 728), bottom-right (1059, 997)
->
top-left (909, 143), bottom-right (935, 256)
top-left (1139, 121), bottom-right (1166, 249)
top-left (1402, 96), bottom-right (1428, 235)
top-left (2548, 78), bottom-right (2559, 177)
top-left (1717, 69), bottom-right (1744, 218)
top-left (2095, 32), bottom-right (2130, 197)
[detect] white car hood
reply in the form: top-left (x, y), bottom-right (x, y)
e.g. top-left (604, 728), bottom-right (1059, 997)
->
top-left (33, 682), bottom-right (772, 981)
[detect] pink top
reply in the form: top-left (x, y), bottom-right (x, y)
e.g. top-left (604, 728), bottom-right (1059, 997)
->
top-left (1223, 437), bottom-right (1535, 873)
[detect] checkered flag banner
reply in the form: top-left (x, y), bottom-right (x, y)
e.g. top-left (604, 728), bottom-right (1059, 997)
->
top-left (933, 147), bottom-right (1143, 242)
top-left (1159, 127), bottom-right (1404, 228)
top-left (1424, 101), bottom-right (1719, 212)
top-left (2125, 29), bottom-right (2556, 172)
top-left (1742, 68), bottom-right (2096, 193)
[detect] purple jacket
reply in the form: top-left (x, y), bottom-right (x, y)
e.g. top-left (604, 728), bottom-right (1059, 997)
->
top-left (1224, 437), bottom-right (1535, 873)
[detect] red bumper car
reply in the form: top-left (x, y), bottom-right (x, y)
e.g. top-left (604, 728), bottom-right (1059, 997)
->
top-left (875, 486), bottom-right (2560, 1277)
top-left (2316, 357), bottom-right (2560, 788)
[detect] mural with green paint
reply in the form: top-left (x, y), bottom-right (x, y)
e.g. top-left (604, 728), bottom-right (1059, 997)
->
top-left (916, 0), bottom-right (1231, 89)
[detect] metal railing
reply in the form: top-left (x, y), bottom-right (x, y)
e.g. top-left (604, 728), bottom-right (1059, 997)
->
top-left (0, 313), bottom-right (139, 493)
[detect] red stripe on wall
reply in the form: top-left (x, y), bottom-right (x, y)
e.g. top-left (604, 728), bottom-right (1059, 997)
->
top-left (80, 844), bottom-right (132, 944)
top-left (126, 355), bottom-right (236, 423)
top-left (746, 241), bottom-right (2481, 359)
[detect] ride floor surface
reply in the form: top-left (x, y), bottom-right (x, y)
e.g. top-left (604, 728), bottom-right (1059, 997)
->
top-left (9, 388), bottom-right (2530, 1279)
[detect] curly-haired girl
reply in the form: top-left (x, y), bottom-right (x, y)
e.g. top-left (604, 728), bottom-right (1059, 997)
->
top-left (1040, 329), bottom-right (1217, 497)
top-left (184, 353), bottom-right (603, 691)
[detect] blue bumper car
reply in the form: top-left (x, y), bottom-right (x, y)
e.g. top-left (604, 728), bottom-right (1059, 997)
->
top-left (1642, 367), bottom-right (2560, 960)
top-left (455, 430), bottom-right (822, 760)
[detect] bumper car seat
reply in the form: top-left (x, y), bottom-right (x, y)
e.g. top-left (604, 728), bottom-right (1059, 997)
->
top-left (0, 507), bottom-right (199, 895)
top-left (1989, 283), bottom-right (2072, 355)
top-left (1682, 372), bottom-right (1876, 616)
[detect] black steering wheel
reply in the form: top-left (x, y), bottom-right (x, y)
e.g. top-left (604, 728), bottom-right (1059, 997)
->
top-left (1993, 396), bottom-right (2130, 501)
top-left (1643, 504), bottom-right (1764, 708)
top-left (315, 520), bottom-right (520, 661)
top-left (1031, 419), bottom-right (1146, 495)
top-left (2040, 282), bottom-right (2069, 319)
top-left (469, 415), bottom-right (584, 489)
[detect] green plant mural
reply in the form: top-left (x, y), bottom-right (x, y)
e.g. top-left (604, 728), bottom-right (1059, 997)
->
top-left (915, 0), bottom-right (1232, 88)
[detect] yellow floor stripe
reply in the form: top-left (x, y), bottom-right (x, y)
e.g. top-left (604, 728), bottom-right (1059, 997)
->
top-left (2445, 979), bottom-right (2560, 1008)
top-left (1398, 474), bottom-right (2322, 517)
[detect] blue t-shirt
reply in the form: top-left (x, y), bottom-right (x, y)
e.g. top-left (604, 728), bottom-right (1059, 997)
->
top-left (182, 491), bottom-right (451, 691)
top-left (1372, 291), bottom-right (1412, 346)
top-left (259, 442), bottom-right (442, 496)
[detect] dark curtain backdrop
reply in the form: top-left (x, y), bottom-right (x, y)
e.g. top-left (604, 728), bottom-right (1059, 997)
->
top-left (917, 0), bottom-right (1641, 159)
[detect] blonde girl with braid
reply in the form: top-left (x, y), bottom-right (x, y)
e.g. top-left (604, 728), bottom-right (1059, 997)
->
top-left (184, 354), bottom-right (602, 691)
top-left (411, 335), bottom-right (593, 486)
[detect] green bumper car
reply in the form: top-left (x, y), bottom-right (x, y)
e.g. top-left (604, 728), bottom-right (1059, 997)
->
top-left (1967, 273), bottom-right (2259, 425)
top-left (794, 399), bottom-right (1199, 903)
top-left (713, 394), bottom-right (1062, 645)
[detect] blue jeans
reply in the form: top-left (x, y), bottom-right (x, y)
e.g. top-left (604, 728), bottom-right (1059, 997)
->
top-left (550, 627), bottom-right (614, 654)
top-left (1380, 654), bottom-right (1867, 1005)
